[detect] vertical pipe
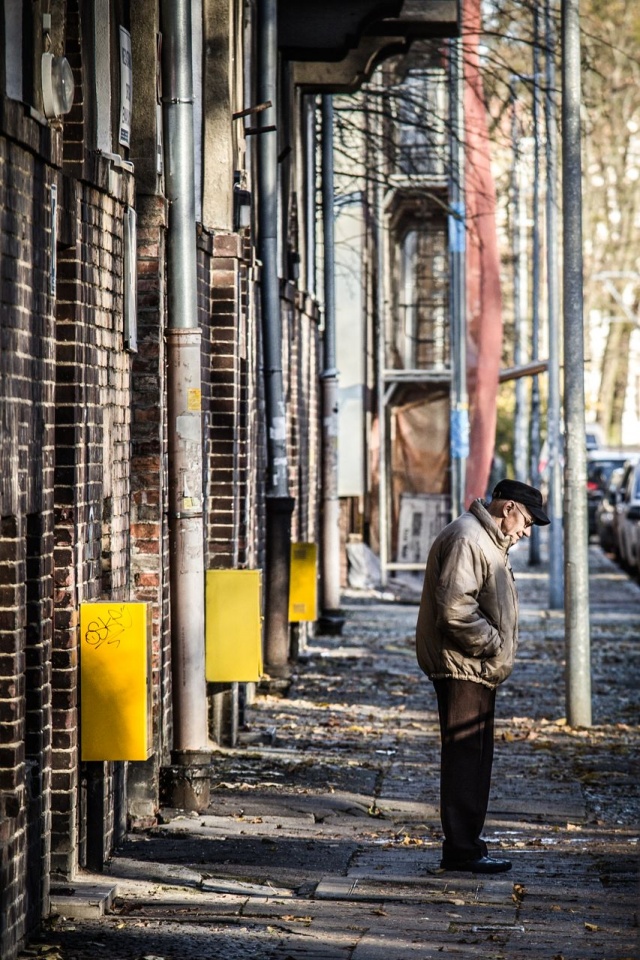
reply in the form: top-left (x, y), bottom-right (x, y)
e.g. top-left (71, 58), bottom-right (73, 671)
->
top-left (373, 85), bottom-right (389, 587)
top-left (511, 83), bottom-right (528, 484)
top-left (562, 0), bottom-right (591, 726)
top-left (546, 0), bottom-right (564, 608)
top-left (529, 13), bottom-right (542, 565)
top-left (304, 95), bottom-right (317, 297)
top-left (511, 83), bottom-right (529, 482)
top-left (161, 0), bottom-right (209, 752)
top-left (449, 37), bottom-right (468, 516)
top-left (257, 0), bottom-right (294, 673)
top-left (320, 96), bottom-right (341, 612)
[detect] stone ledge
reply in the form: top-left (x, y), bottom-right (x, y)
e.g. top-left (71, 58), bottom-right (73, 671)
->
top-left (49, 881), bottom-right (117, 919)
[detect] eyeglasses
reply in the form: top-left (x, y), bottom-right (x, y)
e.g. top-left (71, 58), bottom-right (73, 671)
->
top-left (513, 503), bottom-right (534, 529)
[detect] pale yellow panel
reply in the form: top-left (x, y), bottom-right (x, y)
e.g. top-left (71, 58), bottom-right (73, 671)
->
top-left (80, 602), bottom-right (152, 761)
top-left (206, 570), bottom-right (262, 682)
top-left (289, 543), bottom-right (318, 622)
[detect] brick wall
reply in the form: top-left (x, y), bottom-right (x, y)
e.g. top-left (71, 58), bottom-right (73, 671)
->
top-left (201, 231), bottom-right (268, 575)
top-left (283, 285), bottom-right (322, 546)
top-left (127, 194), bottom-right (171, 821)
top-left (52, 174), bottom-right (133, 876)
top-left (0, 119), bottom-right (59, 960)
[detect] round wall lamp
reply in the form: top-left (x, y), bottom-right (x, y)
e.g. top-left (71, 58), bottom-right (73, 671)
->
top-left (41, 52), bottom-right (75, 118)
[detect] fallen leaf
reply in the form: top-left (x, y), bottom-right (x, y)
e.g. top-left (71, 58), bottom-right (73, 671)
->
top-left (401, 834), bottom-right (424, 846)
top-left (584, 922), bottom-right (599, 932)
top-left (512, 883), bottom-right (526, 904)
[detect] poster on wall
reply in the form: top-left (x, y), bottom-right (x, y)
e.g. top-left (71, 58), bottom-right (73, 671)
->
top-left (119, 26), bottom-right (132, 148)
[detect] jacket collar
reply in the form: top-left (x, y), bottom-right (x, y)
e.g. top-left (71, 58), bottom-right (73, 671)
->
top-left (469, 499), bottom-right (511, 553)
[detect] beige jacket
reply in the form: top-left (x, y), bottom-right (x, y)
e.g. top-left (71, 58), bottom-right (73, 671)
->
top-left (416, 500), bottom-right (519, 688)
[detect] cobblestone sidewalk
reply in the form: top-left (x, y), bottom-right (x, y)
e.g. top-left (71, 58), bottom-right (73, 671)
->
top-left (27, 543), bottom-right (639, 960)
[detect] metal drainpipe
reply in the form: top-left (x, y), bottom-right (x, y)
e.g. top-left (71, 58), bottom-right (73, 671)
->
top-left (320, 95), bottom-right (341, 614)
top-left (257, 0), bottom-right (294, 676)
top-left (160, 0), bottom-right (209, 758)
top-left (304, 94), bottom-right (317, 298)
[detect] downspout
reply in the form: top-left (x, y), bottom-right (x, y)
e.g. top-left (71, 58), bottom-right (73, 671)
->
top-left (304, 95), bottom-right (317, 297)
top-left (257, 0), bottom-right (294, 675)
top-left (160, 0), bottom-right (209, 757)
top-left (320, 95), bottom-right (341, 616)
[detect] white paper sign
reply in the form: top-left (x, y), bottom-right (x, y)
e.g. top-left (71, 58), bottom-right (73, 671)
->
top-left (119, 26), bottom-right (132, 147)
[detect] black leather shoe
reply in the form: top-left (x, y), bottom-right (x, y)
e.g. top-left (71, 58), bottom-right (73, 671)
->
top-left (440, 855), bottom-right (512, 874)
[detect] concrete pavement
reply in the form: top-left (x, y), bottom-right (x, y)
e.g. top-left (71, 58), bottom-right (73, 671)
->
top-left (27, 542), bottom-right (639, 960)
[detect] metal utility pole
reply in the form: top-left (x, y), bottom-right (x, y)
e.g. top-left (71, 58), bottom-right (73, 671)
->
top-left (161, 0), bottom-right (209, 759)
top-left (257, 0), bottom-right (295, 676)
top-left (320, 96), bottom-right (341, 614)
top-left (546, 0), bottom-right (564, 608)
top-left (510, 83), bottom-right (529, 485)
top-left (562, 0), bottom-right (591, 726)
top-left (373, 90), bottom-right (390, 588)
top-left (529, 11), bottom-right (542, 565)
top-left (449, 36), bottom-right (468, 517)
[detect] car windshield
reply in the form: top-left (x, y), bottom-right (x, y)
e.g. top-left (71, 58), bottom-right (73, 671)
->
top-left (587, 459), bottom-right (627, 488)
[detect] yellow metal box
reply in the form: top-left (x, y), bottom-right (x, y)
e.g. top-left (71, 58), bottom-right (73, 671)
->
top-left (289, 543), bottom-right (318, 622)
top-left (80, 601), bottom-right (153, 761)
top-left (206, 569), bottom-right (262, 682)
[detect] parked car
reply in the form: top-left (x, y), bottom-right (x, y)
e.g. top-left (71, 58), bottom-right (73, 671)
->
top-left (538, 428), bottom-right (603, 503)
top-left (586, 450), bottom-right (632, 536)
top-left (613, 459), bottom-right (640, 572)
top-left (595, 466), bottom-right (626, 552)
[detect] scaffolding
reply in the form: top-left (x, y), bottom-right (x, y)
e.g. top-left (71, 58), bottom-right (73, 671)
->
top-left (374, 62), bottom-right (454, 586)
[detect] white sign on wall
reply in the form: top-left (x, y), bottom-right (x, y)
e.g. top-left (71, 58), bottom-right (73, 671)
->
top-left (119, 26), bottom-right (132, 148)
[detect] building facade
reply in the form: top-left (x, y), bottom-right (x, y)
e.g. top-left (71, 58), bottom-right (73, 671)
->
top-left (0, 2), bottom-right (458, 957)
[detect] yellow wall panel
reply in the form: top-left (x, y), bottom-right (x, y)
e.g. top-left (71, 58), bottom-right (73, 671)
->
top-left (206, 570), bottom-right (262, 682)
top-left (80, 602), bottom-right (153, 761)
top-left (289, 543), bottom-right (318, 622)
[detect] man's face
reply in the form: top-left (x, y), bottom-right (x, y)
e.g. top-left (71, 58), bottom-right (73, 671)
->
top-left (503, 501), bottom-right (534, 545)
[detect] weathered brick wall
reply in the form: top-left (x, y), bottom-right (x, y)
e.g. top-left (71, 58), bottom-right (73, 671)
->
top-left (201, 232), bottom-right (241, 570)
top-left (283, 285), bottom-right (322, 546)
top-left (127, 195), bottom-right (171, 821)
top-left (52, 174), bottom-right (134, 877)
top-left (240, 247), bottom-right (267, 572)
top-left (0, 116), bottom-right (59, 960)
top-left (201, 231), bottom-right (267, 574)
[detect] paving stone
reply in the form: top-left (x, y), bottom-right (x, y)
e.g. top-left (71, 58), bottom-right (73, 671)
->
top-left (49, 882), bottom-right (118, 919)
top-left (37, 541), bottom-right (638, 960)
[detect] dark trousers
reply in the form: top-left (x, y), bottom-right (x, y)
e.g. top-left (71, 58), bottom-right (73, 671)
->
top-left (433, 678), bottom-right (496, 862)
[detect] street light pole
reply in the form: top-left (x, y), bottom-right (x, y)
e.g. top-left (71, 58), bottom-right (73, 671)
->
top-left (562, 0), bottom-right (591, 726)
top-left (529, 9), bottom-right (542, 566)
top-left (511, 83), bottom-right (529, 486)
top-left (546, 0), bottom-right (564, 608)
top-left (449, 36), bottom-right (468, 517)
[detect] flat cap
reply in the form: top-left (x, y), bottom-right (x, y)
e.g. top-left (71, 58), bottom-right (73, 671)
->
top-left (491, 478), bottom-right (550, 526)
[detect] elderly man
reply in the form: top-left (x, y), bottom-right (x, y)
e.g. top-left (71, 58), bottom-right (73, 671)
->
top-left (416, 479), bottom-right (550, 874)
